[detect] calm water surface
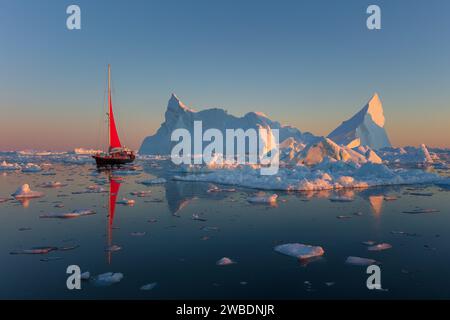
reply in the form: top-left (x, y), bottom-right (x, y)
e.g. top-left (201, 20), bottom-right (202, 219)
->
top-left (0, 160), bottom-right (449, 299)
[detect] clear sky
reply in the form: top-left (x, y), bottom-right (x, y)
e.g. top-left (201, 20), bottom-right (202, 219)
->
top-left (0, 0), bottom-right (449, 151)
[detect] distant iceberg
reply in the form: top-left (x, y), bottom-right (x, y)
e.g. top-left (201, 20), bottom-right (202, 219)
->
top-left (328, 93), bottom-right (391, 149)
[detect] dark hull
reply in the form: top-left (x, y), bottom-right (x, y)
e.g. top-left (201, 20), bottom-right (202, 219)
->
top-left (93, 155), bottom-right (135, 167)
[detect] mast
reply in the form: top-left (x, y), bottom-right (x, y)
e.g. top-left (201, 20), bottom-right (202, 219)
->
top-left (107, 64), bottom-right (111, 151)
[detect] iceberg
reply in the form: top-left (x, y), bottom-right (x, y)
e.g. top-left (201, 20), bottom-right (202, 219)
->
top-left (328, 93), bottom-right (391, 149)
top-left (139, 94), bottom-right (317, 155)
top-left (247, 192), bottom-right (278, 204)
top-left (11, 184), bottom-right (44, 199)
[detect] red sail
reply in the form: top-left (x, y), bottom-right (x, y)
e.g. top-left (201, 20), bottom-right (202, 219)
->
top-left (109, 91), bottom-right (122, 150)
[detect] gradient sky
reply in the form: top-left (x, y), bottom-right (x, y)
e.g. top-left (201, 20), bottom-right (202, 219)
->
top-left (0, 0), bottom-right (449, 151)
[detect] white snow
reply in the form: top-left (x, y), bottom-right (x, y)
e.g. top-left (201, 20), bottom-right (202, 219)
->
top-left (274, 243), bottom-right (325, 260)
top-left (11, 184), bottom-right (44, 198)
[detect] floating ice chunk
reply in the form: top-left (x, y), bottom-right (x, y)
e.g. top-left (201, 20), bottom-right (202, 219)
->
top-left (21, 163), bottom-right (42, 173)
top-left (216, 257), bottom-right (236, 266)
top-left (403, 208), bottom-right (439, 214)
top-left (140, 282), bottom-right (157, 291)
top-left (138, 178), bottom-right (167, 185)
top-left (362, 240), bottom-right (377, 246)
top-left (367, 243), bottom-right (392, 251)
top-left (11, 184), bottom-right (44, 199)
top-left (39, 209), bottom-right (95, 219)
top-left (383, 195), bottom-right (398, 201)
top-left (38, 181), bottom-right (67, 188)
top-left (274, 243), bottom-right (325, 260)
top-left (247, 192), bottom-right (278, 204)
top-left (336, 215), bottom-right (352, 219)
top-left (105, 245), bottom-right (122, 252)
top-left (10, 246), bottom-right (58, 255)
top-left (345, 256), bottom-right (378, 266)
top-left (92, 272), bottom-right (123, 286)
top-left (192, 214), bottom-right (207, 221)
top-left (113, 170), bottom-right (141, 176)
top-left (0, 160), bottom-right (21, 171)
top-left (130, 191), bottom-right (152, 197)
top-left (116, 198), bottom-right (135, 206)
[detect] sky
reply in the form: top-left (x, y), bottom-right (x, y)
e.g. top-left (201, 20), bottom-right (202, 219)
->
top-left (0, 0), bottom-right (449, 151)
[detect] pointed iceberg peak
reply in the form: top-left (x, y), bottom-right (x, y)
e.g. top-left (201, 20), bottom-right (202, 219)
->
top-left (327, 93), bottom-right (391, 150)
top-left (168, 93), bottom-right (195, 113)
top-left (365, 92), bottom-right (385, 127)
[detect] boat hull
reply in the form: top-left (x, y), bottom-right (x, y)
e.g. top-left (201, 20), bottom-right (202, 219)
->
top-left (92, 154), bottom-right (135, 167)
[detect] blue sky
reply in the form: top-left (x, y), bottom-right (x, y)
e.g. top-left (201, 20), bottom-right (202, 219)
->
top-left (0, 0), bottom-right (449, 150)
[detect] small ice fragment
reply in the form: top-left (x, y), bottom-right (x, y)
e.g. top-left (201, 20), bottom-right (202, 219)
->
top-left (130, 190), bottom-right (152, 197)
top-left (336, 215), bottom-right (352, 219)
top-left (40, 209), bottom-right (95, 219)
top-left (92, 272), bottom-right (123, 286)
top-left (21, 163), bottom-right (42, 173)
top-left (383, 196), bottom-right (398, 201)
top-left (81, 272), bottom-right (90, 280)
top-left (192, 214), bottom-right (207, 222)
top-left (403, 208), bottom-right (439, 214)
top-left (345, 256), bottom-right (378, 266)
top-left (38, 181), bottom-right (67, 188)
top-left (10, 246), bottom-right (58, 255)
top-left (367, 243), bottom-right (392, 251)
top-left (362, 240), bottom-right (377, 246)
top-left (274, 243), bottom-right (325, 260)
top-left (105, 245), bottom-right (121, 252)
top-left (116, 198), bottom-right (135, 206)
top-left (138, 178), bottom-right (167, 185)
top-left (325, 282), bottom-right (335, 287)
top-left (140, 282), bottom-right (157, 291)
top-left (216, 257), bottom-right (236, 266)
top-left (201, 226), bottom-right (220, 232)
top-left (148, 219), bottom-right (158, 223)
top-left (12, 184), bottom-right (44, 199)
top-left (247, 192), bottom-right (278, 204)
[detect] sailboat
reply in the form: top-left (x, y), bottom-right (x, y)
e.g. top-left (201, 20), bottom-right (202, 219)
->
top-left (93, 65), bottom-right (135, 167)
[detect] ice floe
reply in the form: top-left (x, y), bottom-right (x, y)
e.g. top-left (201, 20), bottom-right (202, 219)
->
top-left (367, 243), bottom-right (392, 251)
top-left (38, 181), bottom-right (67, 188)
top-left (21, 163), bottom-right (42, 173)
top-left (39, 209), bottom-right (95, 219)
top-left (247, 192), bottom-right (278, 204)
top-left (92, 272), bottom-right (123, 286)
top-left (0, 160), bottom-right (21, 171)
top-left (11, 184), bottom-right (44, 199)
top-left (140, 282), bottom-right (158, 291)
top-left (216, 257), bottom-right (236, 266)
top-left (345, 256), bottom-right (378, 266)
top-left (138, 177), bottom-right (167, 185)
top-left (116, 198), bottom-right (135, 206)
top-left (274, 243), bottom-right (325, 260)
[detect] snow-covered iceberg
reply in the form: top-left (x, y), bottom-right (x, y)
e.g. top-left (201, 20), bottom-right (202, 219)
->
top-left (11, 184), bottom-right (44, 198)
top-left (139, 94), bottom-right (317, 155)
top-left (328, 93), bottom-right (391, 149)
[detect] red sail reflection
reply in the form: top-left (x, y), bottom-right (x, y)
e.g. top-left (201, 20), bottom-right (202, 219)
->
top-left (107, 177), bottom-right (121, 264)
